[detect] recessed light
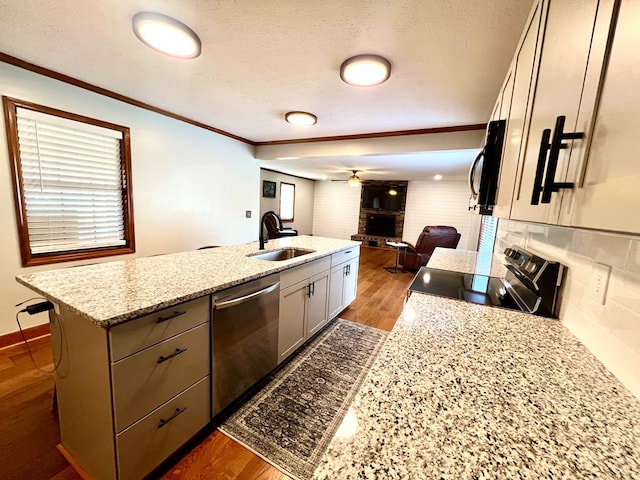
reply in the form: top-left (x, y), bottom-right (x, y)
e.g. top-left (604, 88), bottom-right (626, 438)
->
top-left (276, 156), bottom-right (300, 160)
top-left (434, 174), bottom-right (443, 181)
top-left (340, 54), bottom-right (391, 87)
top-left (285, 111), bottom-right (317, 126)
top-left (132, 12), bottom-right (201, 59)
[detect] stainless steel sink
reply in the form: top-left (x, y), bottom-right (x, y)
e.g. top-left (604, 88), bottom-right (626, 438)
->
top-left (248, 247), bottom-right (315, 261)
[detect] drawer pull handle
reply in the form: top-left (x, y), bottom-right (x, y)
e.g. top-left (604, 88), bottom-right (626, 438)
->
top-left (156, 311), bottom-right (187, 324)
top-left (157, 347), bottom-right (188, 364)
top-left (345, 250), bottom-right (352, 254)
top-left (158, 407), bottom-right (187, 428)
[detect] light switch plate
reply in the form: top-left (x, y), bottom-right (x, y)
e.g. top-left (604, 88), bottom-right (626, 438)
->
top-left (245, 210), bottom-right (252, 218)
top-left (589, 263), bottom-right (611, 306)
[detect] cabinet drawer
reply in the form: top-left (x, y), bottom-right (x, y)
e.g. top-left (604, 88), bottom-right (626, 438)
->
top-left (280, 257), bottom-right (331, 289)
top-left (331, 246), bottom-right (360, 267)
top-left (112, 323), bottom-right (209, 432)
top-left (109, 296), bottom-right (210, 362)
top-left (116, 376), bottom-right (210, 480)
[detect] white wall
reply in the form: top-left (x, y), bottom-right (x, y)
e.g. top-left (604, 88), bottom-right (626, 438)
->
top-left (0, 62), bottom-right (259, 336)
top-left (259, 170), bottom-right (315, 234)
top-left (403, 181), bottom-right (479, 250)
top-left (312, 181), bottom-right (361, 239)
top-left (495, 219), bottom-right (640, 399)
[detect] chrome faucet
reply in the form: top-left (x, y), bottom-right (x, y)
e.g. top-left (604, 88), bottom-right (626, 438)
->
top-left (259, 211), bottom-right (275, 250)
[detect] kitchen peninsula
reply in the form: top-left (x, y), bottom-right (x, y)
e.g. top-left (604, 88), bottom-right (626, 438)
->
top-left (16, 236), bottom-right (361, 480)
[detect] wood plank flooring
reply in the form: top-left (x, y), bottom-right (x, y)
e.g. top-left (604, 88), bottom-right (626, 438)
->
top-left (0, 246), bottom-right (415, 480)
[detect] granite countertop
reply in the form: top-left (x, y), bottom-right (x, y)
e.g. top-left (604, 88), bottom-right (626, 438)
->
top-left (16, 235), bottom-right (359, 327)
top-left (314, 248), bottom-right (640, 479)
top-left (314, 292), bottom-right (640, 479)
top-left (427, 247), bottom-right (507, 277)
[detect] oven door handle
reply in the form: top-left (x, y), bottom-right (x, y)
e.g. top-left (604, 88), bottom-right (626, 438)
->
top-left (213, 282), bottom-right (280, 310)
top-left (468, 148), bottom-right (484, 200)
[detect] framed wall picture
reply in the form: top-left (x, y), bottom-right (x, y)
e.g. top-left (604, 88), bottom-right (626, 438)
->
top-left (262, 180), bottom-right (276, 198)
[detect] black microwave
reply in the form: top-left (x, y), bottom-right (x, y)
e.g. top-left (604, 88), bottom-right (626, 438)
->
top-left (468, 119), bottom-right (506, 215)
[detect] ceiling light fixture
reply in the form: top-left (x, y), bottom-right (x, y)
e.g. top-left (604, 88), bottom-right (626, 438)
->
top-left (340, 54), bottom-right (391, 87)
top-left (388, 188), bottom-right (398, 196)
top-left (347, 170), bottom-right (362, 188)
top-left (285, 111), bottom-right (317, 126)
top-left (434, 174), bottom-right (443, 181)
top-left (132, 12), bottom-right (201, 59)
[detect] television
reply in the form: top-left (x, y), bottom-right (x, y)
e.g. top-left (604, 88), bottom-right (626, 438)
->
top-left (361, 184), bottom-right (406, 211)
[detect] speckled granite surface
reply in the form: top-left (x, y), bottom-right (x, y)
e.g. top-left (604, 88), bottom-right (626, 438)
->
top-left (428, 247), bottom-right (507, 277)
top-left (313, 293), bottom-right (640, 479)
top-left (16, 236), bottom-right (359, 327)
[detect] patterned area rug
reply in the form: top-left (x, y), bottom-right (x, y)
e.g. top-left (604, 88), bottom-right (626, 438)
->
top-left (218, 319), bottom-right (388, 480)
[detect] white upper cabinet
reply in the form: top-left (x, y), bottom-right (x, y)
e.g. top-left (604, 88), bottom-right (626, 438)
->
top-left (510, 0), bottom-right (617, 224)
top-left (558, 0), bottom-right (640, 234)
top-left (493, 1), bottom-right (545, 219)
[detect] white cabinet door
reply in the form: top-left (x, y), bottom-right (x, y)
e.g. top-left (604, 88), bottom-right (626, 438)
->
top-left (306, 270), bottom-right (330, 337)
top-left (328, 263), bottom-right (345, 320)
top-left (493, 1), bottom-right (545, 219)
top-left (560, 0), bottom-right (640, 234)
top-left (510, 0), bottom-right (616, 224)
top-left (342, 258), bottom-right (359, 308)
top-left (278, 279), bottom-right (307, 363)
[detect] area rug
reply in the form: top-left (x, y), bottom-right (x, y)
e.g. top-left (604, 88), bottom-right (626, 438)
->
top-left (218, 319), bottom-right (388, 480)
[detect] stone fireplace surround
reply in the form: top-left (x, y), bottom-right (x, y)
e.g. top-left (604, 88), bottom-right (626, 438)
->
top-left (350, 181), bottom-right (407, 248)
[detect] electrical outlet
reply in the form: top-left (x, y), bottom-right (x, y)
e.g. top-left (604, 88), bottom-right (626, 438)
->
top-left (589, 263), bottom-right (611, 306)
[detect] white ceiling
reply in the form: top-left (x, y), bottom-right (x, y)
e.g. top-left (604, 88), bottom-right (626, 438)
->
top-left (0, 0), bottom-right (533, 180)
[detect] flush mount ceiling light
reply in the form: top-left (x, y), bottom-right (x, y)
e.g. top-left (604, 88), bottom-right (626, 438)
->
top-left (434, 174), bottom-right (443, 181)
top-left (347, 170), bottom-right (362, 188)
top-left (285, 111), bottom-right (317, 126)
top-left (340, 54), bottom-right (391, 87)
top-left (132, 12), bottom-right (201, 59)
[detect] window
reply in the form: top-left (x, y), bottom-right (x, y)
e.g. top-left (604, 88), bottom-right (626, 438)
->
top-left (279, 182), bottom-right (295, 222)
top-left (3, 97), bottom-right (135, 267)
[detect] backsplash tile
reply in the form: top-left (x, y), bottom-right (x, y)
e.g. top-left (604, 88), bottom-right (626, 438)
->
top-left (496, 219), bottom-right (640, 399)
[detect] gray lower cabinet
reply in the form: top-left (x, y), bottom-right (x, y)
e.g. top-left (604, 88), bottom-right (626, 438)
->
top-left (328, 247), bottom-right (360, 320)
top-left (277, 256), bottom-right (332, 364)
top-left (53, 296), bottom-right (211, 480)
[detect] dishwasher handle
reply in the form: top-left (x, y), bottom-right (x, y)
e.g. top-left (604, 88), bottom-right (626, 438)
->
top-left (213, 282), bottom-right (280, 310)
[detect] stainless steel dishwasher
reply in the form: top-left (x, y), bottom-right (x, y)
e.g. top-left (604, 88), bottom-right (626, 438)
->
top-left (211, 273), bottom-right (279, 416)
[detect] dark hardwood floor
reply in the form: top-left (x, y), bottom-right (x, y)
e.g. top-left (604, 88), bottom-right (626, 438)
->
top-left (0, 246), bottom-right (415, 480)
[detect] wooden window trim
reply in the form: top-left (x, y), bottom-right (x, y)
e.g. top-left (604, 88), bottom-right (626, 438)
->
top-left (279, 182), bottom-right (295, 222)
top-left (3, 96), bottom-right (136, 267)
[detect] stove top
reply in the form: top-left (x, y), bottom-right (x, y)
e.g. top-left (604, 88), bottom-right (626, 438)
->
top-left (408, 267), bottom-right (521, 312)
top-left (408, 247), bottom-right (565, 318)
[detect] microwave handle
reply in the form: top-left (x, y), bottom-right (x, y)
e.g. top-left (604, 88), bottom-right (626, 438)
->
top-left (468, 149), bottom-right (484, 200)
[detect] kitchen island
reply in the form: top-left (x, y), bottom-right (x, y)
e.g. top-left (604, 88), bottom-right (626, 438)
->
top-left (313, 249), bottom-right (640, 479)
top-left (15, 235), bottom-right (360, 480)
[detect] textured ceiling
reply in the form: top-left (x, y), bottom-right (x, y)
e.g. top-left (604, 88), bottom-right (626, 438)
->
top-left (0, 0), bottom-right (533, 146)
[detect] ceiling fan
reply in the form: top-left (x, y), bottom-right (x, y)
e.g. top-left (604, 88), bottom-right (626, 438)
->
top-left (331, 170), bottom-right (364, 187)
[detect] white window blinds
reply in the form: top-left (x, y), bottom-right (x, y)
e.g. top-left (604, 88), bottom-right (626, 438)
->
top-left (475, 215), bottom-right (498, 276)
top-left (15, 107), bottom-right (127, 255)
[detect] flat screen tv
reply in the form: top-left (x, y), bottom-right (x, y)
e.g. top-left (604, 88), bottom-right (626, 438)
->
top-left (361, 184), bottom-right (406, 211)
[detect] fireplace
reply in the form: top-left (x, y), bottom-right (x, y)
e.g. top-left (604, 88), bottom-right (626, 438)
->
top-left (366, 214), bottom-right (396, 237)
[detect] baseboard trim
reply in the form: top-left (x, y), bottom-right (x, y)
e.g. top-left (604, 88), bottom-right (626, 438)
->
top-left (0, 323), bottom-right (50, 349)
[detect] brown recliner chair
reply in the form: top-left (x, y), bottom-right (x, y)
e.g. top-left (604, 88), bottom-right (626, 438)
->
top-left (264, 211), bottom-right (298, 239)
top-left (400, 226), bottom-right (461, 271)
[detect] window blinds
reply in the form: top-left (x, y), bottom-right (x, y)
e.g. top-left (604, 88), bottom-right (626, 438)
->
top-left (475, 215), bottom-right (498, 276)
top-left (15, 108), bottom-right (127, 255)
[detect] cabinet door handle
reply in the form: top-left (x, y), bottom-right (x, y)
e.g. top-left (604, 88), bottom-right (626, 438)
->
top-left (531, 128), bottom-right (551, 205)
top-left (307, 284), bottom-right (312, 298)
top-left (157, 347), bottom-right (188, 364)
top-left (541, 115), bottom-right (584, 204)
top-left (155, 311), bottom-right (187, 324)
top-left (158, 407), bottom-right (187, 428)
top-left (311, 281), bottom-right (315, 296)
